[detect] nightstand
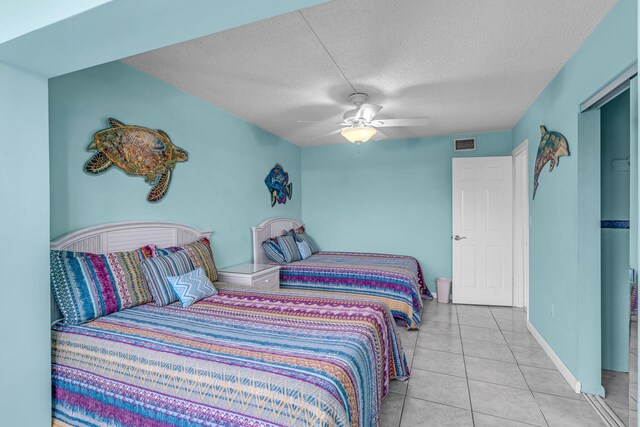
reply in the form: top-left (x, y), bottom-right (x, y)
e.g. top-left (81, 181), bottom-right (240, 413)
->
top-left (216, 263), bottom-right (280, 291)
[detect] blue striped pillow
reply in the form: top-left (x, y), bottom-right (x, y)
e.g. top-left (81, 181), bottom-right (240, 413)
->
top-left (276, 234), bottom-right (301, 263)
top-left (141, 250), bottom-right (194, 306)
top-left (262, 239), bottom-right (286, 264)
top-left (50, 247), bottom-right (155, 325)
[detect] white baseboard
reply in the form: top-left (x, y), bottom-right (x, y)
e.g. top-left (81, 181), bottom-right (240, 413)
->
top-left (527, 321), bottom-right (582, 393)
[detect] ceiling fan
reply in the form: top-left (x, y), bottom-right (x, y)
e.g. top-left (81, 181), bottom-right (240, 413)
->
top-left (294, 12), bottom-right (429, 144)
top-left (301, 92), bottom-right (430, 144)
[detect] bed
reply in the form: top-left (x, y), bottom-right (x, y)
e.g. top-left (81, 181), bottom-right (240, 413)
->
top-left (51, 221), bottom-right (408, 427)
top-left (252, 218), bottom-right (431, 329)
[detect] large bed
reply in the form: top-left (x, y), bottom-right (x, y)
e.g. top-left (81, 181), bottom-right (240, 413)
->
top-left (51, 221), bottom-right (408, 427)
top-left (252, 218), bottom-right (431, 329)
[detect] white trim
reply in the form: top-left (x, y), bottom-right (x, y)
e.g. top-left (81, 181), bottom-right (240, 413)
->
top-left (252, 217), bottom-right (303, 265)
top-left (512, 138), bottom-right (528, 156)
top-left (580, 62), bottom-right (637, 112)
top-left (50, 221), bottom-right (212, 325)
top-left (512, 139), bottom-right (529, 310)
top-left (527, 321), bottom-right (582, 393)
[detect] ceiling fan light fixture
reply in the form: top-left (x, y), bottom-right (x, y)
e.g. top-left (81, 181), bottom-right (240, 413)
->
top-left (340, 125), bottom-right (377, 144)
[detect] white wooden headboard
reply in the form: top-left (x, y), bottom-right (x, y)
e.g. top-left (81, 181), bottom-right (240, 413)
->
top-left (50, 221), bottom-right (212, 325)
top-left (252, 217), bottom-right (303, 264)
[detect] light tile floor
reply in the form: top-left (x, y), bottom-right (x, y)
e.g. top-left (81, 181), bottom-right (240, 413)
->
top-left (380, 300), bottom-right (605, 426)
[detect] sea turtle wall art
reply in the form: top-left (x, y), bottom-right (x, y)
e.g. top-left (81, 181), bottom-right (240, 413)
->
top-left (84, 118), bottom-right (188, 202)
top-left (533, 125), bottom-right (570, 200)
top-left (265, 163), bottom-right (292, 207)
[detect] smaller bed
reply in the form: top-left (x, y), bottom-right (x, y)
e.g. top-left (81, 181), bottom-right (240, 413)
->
top-left (253, 218), bottom-right (431, 329)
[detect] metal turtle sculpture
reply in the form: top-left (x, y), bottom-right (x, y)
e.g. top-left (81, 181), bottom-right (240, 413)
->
top-left (84, 118), bottom-right (188, 202)
top-left (533, 125), bottom-right (570, 200)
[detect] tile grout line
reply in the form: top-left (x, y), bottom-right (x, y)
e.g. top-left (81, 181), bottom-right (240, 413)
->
top-left (472, 409), bottom-right (549, 427)
top-left (489, 307), bottom-right (551, 427)
top-left (397, 304), bottom-right (429, 426)
top-left (456, 305), bottom-right (476, 427)
top-left (397, 349), bottom-right (410, 427)
top-left (410, 365), bottom-right (587, 402)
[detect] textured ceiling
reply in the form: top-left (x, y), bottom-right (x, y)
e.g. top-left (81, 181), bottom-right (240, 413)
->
top-left (123, 0), bottom-right (616, 146)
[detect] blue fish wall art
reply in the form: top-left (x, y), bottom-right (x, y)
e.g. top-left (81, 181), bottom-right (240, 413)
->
top-left (265, 163), bottom-right (292, 207)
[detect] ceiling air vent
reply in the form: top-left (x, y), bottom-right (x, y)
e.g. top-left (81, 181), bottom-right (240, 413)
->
top-left (453, 137), bottom-right (476, 152)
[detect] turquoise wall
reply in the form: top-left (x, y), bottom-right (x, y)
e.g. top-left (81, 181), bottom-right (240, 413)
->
top-left (301, 131), bottom-right (513, 288)
top-left (512, 0), bottom-right (637, 394)
top-left (49, 61), bottom-right (301, 267)
top-left (1, 2), bottom-right (325, 423)
top-left (0, 63), bottom-right (51, 425)
top-left (0, 0), bottom-right (327, 77)
top-left (0, 0), bottom-right (111, 44)
top-left (600, 90), bottom-right (631, 372)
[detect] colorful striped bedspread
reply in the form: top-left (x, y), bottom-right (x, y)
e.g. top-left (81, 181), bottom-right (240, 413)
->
top-left (279, 251), bottom-right (431, 329)
top-left (52, 290), bottom-right (409, 427)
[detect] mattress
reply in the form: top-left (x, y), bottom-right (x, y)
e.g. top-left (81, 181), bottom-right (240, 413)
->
top-left (279, 251), bottom-right (430, 329)
top-left (52, 289), bottom-right (409, 427)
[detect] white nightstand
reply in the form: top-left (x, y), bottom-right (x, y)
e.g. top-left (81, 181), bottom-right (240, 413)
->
top-left (216, 263), bottom-right (280, 291)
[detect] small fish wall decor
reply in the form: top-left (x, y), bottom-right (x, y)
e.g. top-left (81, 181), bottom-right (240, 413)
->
top-left (265, 163), bottom-right (292, 207)
top-left (533, 125), bottom-right (570, 200)
top-left (84, 118), bottom-right (188, 203)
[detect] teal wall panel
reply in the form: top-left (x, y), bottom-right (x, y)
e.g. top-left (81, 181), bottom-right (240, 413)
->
top-left (512, 0), bottom-right (637, 393)
top-left (631, 78), bottom-right (638, 292)
top-left (49, 61), bottom-right (301, 268)
top-left (0, 0), bottom-right (328, 77)
top-left (0, 63), bottom-right (51, 426)
top-left (0, 0), bottom-right (111, 44)
top-left (301, 131), bottom-right (512, 288)
top-left (600, 91), bottom-right (631, 372)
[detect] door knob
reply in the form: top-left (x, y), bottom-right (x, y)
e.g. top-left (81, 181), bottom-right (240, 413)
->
top-left (453, 235), bottom-right (466, 241)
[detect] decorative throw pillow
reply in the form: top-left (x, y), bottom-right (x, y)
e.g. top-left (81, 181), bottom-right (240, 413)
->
top-left (141, 250), bottom-right (194, 306)
top-left (296, 239), bottom-right (313, 260)
top-left (136, 244), bottom-right (157, 260)
top-left (167, 267), bottom-right (217, 307)
top-left (157, 238), bottom-right (218, 282)
top-left (155, 246), bottom-right (181, 256)
top-left (288, 227), bottom-right (319, 254)
top-left (276, 234), bottom-right (302, 263)
top-left (262, 238), bottom-right (286, 264)
top-left (50, 246), bottom-right (155, 325)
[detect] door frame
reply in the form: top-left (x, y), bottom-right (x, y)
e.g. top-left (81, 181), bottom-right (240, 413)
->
top-left (512, 139), bottom-right (530, 311)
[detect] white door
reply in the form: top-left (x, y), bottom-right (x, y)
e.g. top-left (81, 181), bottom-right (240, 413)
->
top-left (452, 157), bottom-right (513, 306)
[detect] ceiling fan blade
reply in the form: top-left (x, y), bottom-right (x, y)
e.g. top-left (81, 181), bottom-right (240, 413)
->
top-left (371, 128), bottom-right (388, 141)
top-left (355, 104), bottom-right (383, 122)
top-left (312, 129), bottom-right (342, 139)
top-left (374, 117), bottom-right (430, 127)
